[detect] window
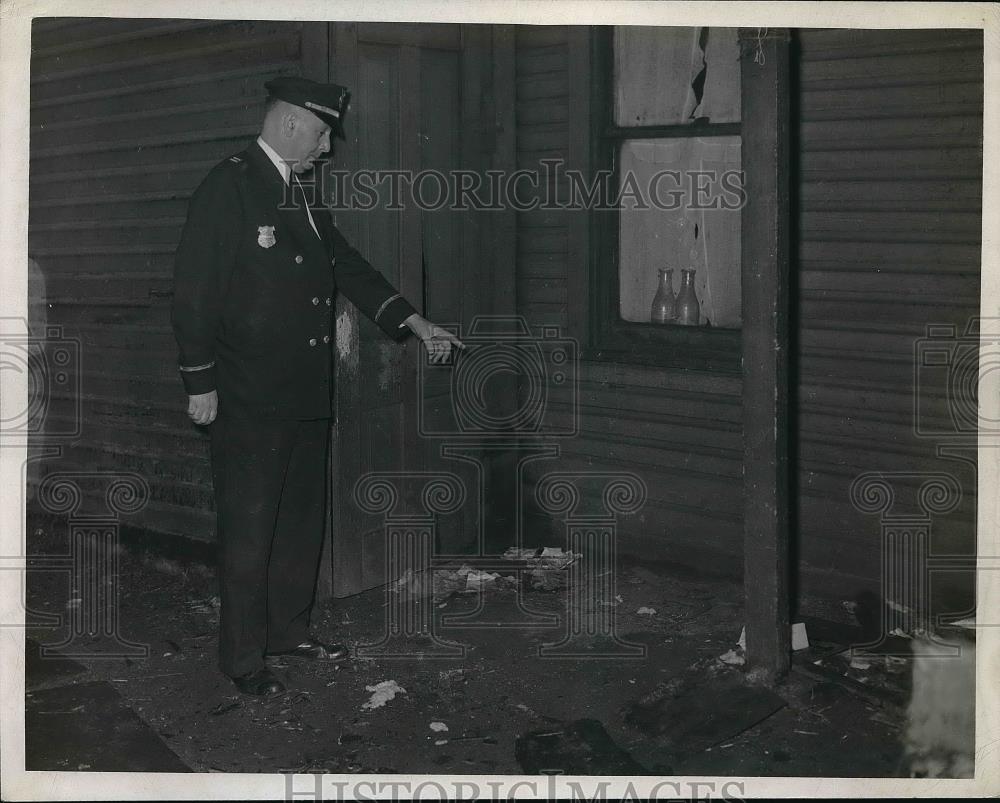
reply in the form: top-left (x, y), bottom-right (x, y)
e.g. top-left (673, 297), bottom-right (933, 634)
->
top-left (588, 26), bottom-right (743, 371)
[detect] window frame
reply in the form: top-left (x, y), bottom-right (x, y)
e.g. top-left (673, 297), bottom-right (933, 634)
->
top-left (585, 25), bottom-right (742, 373)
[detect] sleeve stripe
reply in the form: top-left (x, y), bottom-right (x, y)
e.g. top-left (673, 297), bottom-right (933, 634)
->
top-left (374, 293), bottom-right (402, 323)
top-left (179, 361), bottom-right (216, 373)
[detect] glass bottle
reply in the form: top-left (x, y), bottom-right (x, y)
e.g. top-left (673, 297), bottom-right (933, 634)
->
top-left (650, 268), bottom-right (675, 324)
top-left (675, 268), bottom-right (700, 326)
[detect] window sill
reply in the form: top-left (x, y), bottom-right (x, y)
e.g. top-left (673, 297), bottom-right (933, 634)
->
top-left (585, 320), bottom-right (741, 373)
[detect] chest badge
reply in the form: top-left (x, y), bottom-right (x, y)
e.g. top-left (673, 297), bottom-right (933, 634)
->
top-left (257, 225), bottom-right (277, 249)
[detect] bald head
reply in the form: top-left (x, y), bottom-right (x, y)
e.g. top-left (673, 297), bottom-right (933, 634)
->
top-left (260, 98), bottom-right (332, 173)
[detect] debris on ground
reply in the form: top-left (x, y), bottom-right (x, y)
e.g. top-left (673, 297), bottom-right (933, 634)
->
top-left (437, 668), bottom-right (465, 683)
top-left (465, 570), bottom-right (500, 591)
top-left (849, 657), bottom-right (872, 671)
top-left (718, 648), bottom-right (745, 666)
top-left (737, 622), bottom-right (809, 651)
top-left (636, 607), bottom-right (656, 616)
top-left (515, 719), bottom-right (647, 774)
top-left (429, 565), bottom-right (517, 600)
top-left (885, 656), bottom-right (908, 674)
top-left (184, 596), bottom-right (221, 614)
top-left (25, 517), bottom-right (917, 778)
top-left (209, 700), bottom-right (242, 717)
top-left (792, 622), bottom-right (810, 651)
top-left (429, 721), bottom-right (449, 732)
top-left (361, 681), bottom-right (406, 710)
top-left (500, 547), bottom-right (581, 592)
top-left (432, 567), bottom-right (470, 599)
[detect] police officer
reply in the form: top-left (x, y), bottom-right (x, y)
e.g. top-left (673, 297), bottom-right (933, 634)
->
top-left (171, 77), bottom-right (463, 696)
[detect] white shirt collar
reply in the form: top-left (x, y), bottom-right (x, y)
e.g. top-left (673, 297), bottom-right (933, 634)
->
top-left (257, 136), bottom-right (292, 185)
top-left (256, 135), bottom-right (321, 239)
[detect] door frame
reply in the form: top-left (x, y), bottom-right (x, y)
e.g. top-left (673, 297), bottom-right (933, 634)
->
top-left (322, 21), bottom-right (515, 598)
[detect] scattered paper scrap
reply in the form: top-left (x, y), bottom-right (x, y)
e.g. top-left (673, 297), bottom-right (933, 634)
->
top-left (434, 739), bottom-right (448, 746)
top-left (503, 546), bottom-right (579, 569)
top-left (362, 680), bottom-right (406, 710)
top-left (849, 657), bottom-right (872, 671)
top-left (429, 721), bottom-right (449, 732)
top-left (637, 607), bottom-right (657, 616)
top-left (738, 623), bottom-right (809, 651)
top-left (184, 595), bottom-right (221, 613)
top-left (718, 649), bottom-right (745, 666)
top-left (888, 627), bottom-right (912, 639)
top-left (791, 622), bottom-right (809, 651)
top-left (465, 570), bottom-right (500, 591)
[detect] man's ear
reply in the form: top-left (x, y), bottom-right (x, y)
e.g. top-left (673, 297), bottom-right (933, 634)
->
top-left (282, 112), bottom-right (297, 137)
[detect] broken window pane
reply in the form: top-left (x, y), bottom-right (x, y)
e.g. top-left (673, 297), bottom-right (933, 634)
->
top-left (617, 136), bottom-right (742, 329)
top-left (614, 26), bottom-right (741, 125)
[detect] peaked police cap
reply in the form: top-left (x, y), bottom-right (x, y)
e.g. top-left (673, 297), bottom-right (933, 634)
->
top-left (264, 76), bottom-right (351, 139)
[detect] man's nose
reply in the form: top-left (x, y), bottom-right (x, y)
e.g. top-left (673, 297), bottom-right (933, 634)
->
top-left (319, 133), bottom-right (331, 154)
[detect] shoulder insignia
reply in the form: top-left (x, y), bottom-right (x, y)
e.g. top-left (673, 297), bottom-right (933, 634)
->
top-left (229, 156), bottom-right (243, 163)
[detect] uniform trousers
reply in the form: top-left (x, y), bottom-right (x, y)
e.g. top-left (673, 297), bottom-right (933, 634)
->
top-left (209, 413), bottom-right (330, 677)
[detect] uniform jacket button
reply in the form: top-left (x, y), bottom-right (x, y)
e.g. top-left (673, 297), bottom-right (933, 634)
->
top-left (312, 297), bottom-right (320, 305)
top-left (295, 255), bottom-right (304, 264)
top-left (325, 297), bottom-right (332, 306)
top-left (309, 338), bottom-right (317, 347)
top-left (331, 257), bottom-right (337, 266)
top-left (323, 335), bottom-right (330, 344)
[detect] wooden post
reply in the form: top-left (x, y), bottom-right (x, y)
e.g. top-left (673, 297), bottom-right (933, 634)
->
top-left (491, 25), bottom-right (517, 318)
top-left (739, 27), bottom-right (792, 683)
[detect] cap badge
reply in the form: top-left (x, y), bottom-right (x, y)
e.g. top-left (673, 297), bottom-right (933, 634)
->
top-left (304, 101), bottom-right (340, 118)
top-left (257, 225), bottom-right (277, 249)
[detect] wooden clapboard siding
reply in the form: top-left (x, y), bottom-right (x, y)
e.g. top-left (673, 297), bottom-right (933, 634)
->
top-left (793, 28), bottom-right (983, 611)
top-left (28, 18), bottom-right (317, 542)
top-left (515, 26), bottom-right (743, 570)
top-left (518, 26), bottom-right (983, 614)
top-left (515, 27), bottom-right (571, 331)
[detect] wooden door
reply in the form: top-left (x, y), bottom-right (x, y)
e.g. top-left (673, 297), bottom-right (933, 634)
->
top-left (329, 23), bottom-right (490, 596)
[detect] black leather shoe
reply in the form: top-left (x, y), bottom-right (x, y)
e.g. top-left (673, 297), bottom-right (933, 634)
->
top-left (230, 667), bottom-right (285, 697)
top-left (266, 638), bottom-right (349, 662)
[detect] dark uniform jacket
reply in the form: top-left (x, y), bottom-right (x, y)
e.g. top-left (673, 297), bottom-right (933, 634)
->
top-left (171, 141), bottom-right (416, 419)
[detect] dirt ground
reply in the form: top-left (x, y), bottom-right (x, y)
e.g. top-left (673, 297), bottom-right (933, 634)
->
top-left (23, 522), bottom-right (911, 777)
